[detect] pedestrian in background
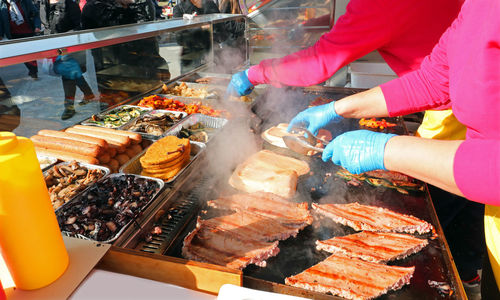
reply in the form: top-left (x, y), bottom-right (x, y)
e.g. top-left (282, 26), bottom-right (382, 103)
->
top-left (0, 0), bottom-right (41, 78)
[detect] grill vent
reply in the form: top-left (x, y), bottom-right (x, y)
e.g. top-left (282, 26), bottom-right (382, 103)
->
top-left (138, 177), bottom-right (210, 254)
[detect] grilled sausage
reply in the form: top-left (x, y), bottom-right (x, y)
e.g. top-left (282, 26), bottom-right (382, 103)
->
top-left (73, 125), bottom-right (142, 145)
top-left (35, 147), bottom-right (99, 165)
top-left (65, 127), bottom-right (131, 148)
top-left (97, 153), bottom-right (111, 164)
top-left (38, 130), bottom-right (108, 148)
top-left (31, 135), bottom-right (105, 157)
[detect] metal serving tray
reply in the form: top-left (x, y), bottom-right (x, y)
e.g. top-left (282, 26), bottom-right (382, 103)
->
top-left (57, 173), bottom-right (164, 244)
top-left (44, 162), bottom-right (110, 211)
top-left (119, 141), bottom-right (206, 184)
top-left (120, 109), bottom-right (188, 140)
top-left (164, 113), bottom-right (228, 143)
top-left (161, 81), bottom-right (221, 99)
top-left (80, 105), bottom-right (151, 129)
top-left (37, 155), bottom-right (58, 171)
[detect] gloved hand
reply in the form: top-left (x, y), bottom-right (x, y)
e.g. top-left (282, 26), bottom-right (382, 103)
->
top-left (53, 56), bottom-right (83, 80)
top-left (287, 101), bottom-right (343, 135)
top-left (322, 130), bottom-right (396, 174)
top-left (226, 69), bottom-right (254, 96)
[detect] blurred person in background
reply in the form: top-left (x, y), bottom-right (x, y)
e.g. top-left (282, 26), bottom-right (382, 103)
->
top-left (81, 0), bottom-right (167, 107)
top-left (227, 0), bottom-right (485, 296)
top-left (286, 0), bottom-right (499, 298)
top-left (39, 0), bottom-right (95, 120)
top-left (173, 0), bottom-right (219, 73)
top-left (0, 0), bottom-right (41, 78)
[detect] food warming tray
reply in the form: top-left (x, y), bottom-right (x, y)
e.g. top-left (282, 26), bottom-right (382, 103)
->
top-left (44, 161), bottom-right (110, 211)
top-left (119, 141), bottom-right (206, 184)
top-left (160, 81), bottom-right (221, 99)
top-left (80, 105), bottom-right (151, 129)
top-left (56, 173), bottom-right (164, 244)
top-left (164, 113), bottom-right (228, 143)
top-left (120, 109), bottom-right (188, 140)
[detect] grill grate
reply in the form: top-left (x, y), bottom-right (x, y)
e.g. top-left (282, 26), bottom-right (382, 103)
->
top-left (137, 177), bottom-right (210, 254)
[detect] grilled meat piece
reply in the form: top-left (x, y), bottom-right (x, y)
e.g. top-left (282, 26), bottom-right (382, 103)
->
top-left (182, 223), bottom-right (280, 270)
top-left (207, 192), bottom-right (313, 229)
top-left (197, 213), bottom-right (301, 242)
top-left (285, 253), bottom-right (415, 300)
top-left (316, 231), bottom-right (428, 263)
top-left (312, 203), bottom-right (433, 234)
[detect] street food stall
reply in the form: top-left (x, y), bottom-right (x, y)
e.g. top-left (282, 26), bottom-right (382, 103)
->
top-left (0, 12), bottom-right (467, 300)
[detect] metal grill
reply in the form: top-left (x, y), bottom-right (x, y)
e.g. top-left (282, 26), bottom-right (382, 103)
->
top-left (136, 178), bottom-right (210, 254)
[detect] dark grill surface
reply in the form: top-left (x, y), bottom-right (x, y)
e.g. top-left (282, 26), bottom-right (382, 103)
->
top-left (130, 86), bottom-right (465, 299)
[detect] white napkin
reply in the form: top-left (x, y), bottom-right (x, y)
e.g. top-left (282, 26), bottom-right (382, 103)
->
top-left (183, 12), bottom-right (198, 20)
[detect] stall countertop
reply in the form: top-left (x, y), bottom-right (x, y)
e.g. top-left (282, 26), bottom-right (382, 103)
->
top-left (70, 269), bottom-right (216, 300)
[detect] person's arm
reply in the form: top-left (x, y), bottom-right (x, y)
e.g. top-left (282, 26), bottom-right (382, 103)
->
top-left (28, 0), bottom-right (42, 30)
top-left (384, 136), bottom-right (463, 195)
top-left (247, 0), bottom-right (400, 87)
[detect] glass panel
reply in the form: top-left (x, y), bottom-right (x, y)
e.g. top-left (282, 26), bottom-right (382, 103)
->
top-left (0, 49), bottom-right (102, 135)
top-left (167, 25), bottom-right (212, 76)
top-left (212, 17), bottom-right (248, 73)
top-left (0, 16), bottom-right (246, 137)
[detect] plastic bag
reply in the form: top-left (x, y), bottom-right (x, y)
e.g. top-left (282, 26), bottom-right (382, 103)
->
top-left (37, 58), bottom-right (57, 76)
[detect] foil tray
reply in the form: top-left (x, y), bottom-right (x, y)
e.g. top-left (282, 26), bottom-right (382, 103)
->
top-left (44, 161), bottom-right (110, 212)
top-left (120, 109), bottom-right (188, 141)
top-left (37, 155), bottom-right (58, 171)
top-left (163, 113), bottom-right (228, 143)
top-left (161, 81), bottom-right (221, 99)
top-left (57, 173), bottom-right (164, 244)
top-left (119, 141), bottom-right (206, 184)
top-left (80, 105), bottom-right (152, 129)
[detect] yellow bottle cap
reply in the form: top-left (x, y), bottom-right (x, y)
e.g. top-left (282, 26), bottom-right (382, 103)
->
top-left (0, 132), bottom-right (18, 154)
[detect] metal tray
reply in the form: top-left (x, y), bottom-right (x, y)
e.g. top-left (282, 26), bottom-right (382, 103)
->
top-left (132, 94), bottom-right (229, 118)
top-left (57, 173), bottom-right (164, 244)
top-left (80, 105), bottom-right (152, 129)
top-left (44, 161), bottom-right (110, 211)
top-left (161, 81), bottom-right (221, 99)
top-left (119, 141), bottom-right (206, 184)
top-left (120, 109), bottom-right (188, 140)
top-left (37, 155), bottom-right (58, 171)
top-left (163, 113), bottom-right (228, 143)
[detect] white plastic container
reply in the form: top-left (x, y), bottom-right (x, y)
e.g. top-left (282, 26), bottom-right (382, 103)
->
top-left (349, 61), bottom-right (397, 88)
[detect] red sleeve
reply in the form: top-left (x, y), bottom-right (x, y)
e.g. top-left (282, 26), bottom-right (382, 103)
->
top-left (454, 139), bottom-right (500, 206)
top-left (381, 19), bottom-right (458, 116)
top-left (248, 0), bottom-right (404, 87)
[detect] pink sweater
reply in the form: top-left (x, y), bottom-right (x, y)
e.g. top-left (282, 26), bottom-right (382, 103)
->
top-left (381, 0), bottom-right (500, 205)
top-left (248, 0), bottom-right (463, 86)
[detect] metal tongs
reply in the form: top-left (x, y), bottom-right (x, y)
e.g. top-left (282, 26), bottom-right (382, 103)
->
top-left (282, 126), bottom-right (328, 155)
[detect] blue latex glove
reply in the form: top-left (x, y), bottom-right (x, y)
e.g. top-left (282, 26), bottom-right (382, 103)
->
top-left (322, 130), bottom-right (396, 174)
top-left (287, 101), bottom-right (343, 135)
top-left (53, 56), bottom-right (83, 80)
top-left (226, 69), bottom-right (254, 96)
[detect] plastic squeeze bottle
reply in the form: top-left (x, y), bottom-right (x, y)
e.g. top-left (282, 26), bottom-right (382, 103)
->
top-left (0, 132), bottom-right (69, 290)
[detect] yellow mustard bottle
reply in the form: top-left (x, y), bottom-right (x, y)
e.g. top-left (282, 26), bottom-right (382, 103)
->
top-left (0, 132), bottom-right (69, 290)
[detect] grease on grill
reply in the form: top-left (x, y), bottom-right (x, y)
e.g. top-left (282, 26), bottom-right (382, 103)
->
top-left (57, 175), bottom-right (160, 242)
